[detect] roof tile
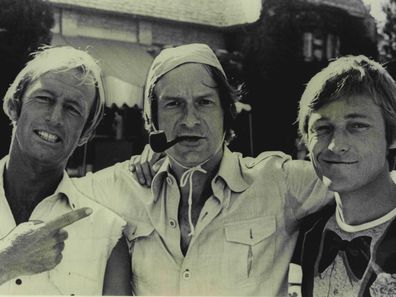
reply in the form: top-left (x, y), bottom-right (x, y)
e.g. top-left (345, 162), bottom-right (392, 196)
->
top-left (305, 0), bottom-right (368, 17)
top-left (48, 0), bottom-right (255, 27)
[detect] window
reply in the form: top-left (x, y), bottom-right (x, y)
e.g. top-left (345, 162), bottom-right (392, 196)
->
top-left (303, 32), bottom-right (340, 62)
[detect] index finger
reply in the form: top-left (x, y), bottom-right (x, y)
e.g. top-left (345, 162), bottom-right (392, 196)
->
top-left (45, 207), bottom-right (93, 232)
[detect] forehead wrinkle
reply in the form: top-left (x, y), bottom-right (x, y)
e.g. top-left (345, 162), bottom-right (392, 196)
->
top-left (158, 84), bottom-right (217, 100)
top-left (344, 113), bottom-right (371, 119)
top-left (25, 76), bottom-right (90, 110)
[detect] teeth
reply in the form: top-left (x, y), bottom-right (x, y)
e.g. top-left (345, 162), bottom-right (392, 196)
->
top-left (37, 131), bottom-right (59, 143)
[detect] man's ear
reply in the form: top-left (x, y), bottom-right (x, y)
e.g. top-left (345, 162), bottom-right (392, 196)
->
top-left (77, 129), bottom-right (93, 147)
top-left (77, 134), bottom-right (89, 147)
top-left (8, 99), bottom-right (20, 122)
top-left (389, 139), bottom-right (396, 150)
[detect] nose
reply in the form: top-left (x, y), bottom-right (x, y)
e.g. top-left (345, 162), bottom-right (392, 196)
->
top-left (45, 103), bottom-right (63, 126)
top-left (181, 104), bottom-right (200, 128)
top-left (328, 130), bottom-right (350, 153)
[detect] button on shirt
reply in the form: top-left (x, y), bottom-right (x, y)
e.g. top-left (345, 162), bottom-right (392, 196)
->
top-left (0, 156), bottom-right (125, 295)
top-left (75, 147), bottom-right (331, 296)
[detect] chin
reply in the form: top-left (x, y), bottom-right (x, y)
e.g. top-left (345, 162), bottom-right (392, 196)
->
top-left (179, 158), bottom-right (204, 167)
top-left (32, 151), bottom-right (65, 166)
top-left (327, 181), bottom-right (359, 194)
top-left (322, 176), bottom-right (347, 192)
top-left (173, 151), bottom-right (207, 165)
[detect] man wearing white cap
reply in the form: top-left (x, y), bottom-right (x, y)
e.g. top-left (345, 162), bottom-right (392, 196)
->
top-left (76, 43), bottom-right (331, 296)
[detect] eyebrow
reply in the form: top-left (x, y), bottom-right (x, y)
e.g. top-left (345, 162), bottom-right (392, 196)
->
top-left (31, 89), bottom-right (86, 109)
top-left (160, 91), bottom-right (217, 101)
top-left (28, 88), bottom-right (53, 97)
top-left (314, 112), bottom-right (372, 121)
top-left (64, 98), bottom-right (85, 109)
top-left (344, 113), bottom-right (371, 120)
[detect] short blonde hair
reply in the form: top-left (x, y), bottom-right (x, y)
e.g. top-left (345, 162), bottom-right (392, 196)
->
top-left (3, 45), bottom-right (105, 145)
top-left (298, 55), bottom-right (396, 145)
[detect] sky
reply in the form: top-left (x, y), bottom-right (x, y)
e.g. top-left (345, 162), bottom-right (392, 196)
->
top-left (241, 0), bottom-right (390, 30)
top-left (362, 0), bottom-right (388, 29)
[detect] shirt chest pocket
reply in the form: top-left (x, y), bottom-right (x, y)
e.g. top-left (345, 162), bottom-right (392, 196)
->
top-left (223, 216), bottom-right (276, 287)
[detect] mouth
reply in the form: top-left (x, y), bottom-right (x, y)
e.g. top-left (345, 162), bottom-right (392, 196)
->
top-left (34, 130), bottom-right (61, 143)
top-left (323, 160), bottom-right (358, 165)
top-left (177, 135), bottom-right (205, 144)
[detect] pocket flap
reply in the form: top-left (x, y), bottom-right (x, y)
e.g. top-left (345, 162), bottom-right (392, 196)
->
top-left (225, 216), bottom-right (275, 246)
top-left (124, 220), bottom-right (155, 242)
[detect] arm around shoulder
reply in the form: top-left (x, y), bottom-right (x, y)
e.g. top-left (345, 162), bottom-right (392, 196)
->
top-left (284, 159), bottom-right (332, 220)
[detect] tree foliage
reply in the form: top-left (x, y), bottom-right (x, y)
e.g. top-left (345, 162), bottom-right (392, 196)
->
top-left (0, 0), bottom-right (54, 79)
top-left (379, 0), bottom-right (396, 82)
top-left (381, 0), bottom-right (396, 61)
top-left (227, 0), bottom-right (377, 156)
top-left (0, 0), bottom-right (54, 157)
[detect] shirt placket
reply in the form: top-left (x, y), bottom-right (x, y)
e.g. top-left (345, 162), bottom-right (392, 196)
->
top-left (157, 173), bottom-right (227, 295)
top-left (179, 184), bottom-right (226, 295)
top-left (162, 175), bottom-right (184, 262)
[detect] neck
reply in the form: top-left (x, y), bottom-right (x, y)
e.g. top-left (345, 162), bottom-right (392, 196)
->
top-left (170, 148), bottom-right (223, 203)
top-left (338, 169), bottom-right (396, 225)
top-left (5, 143), bottom-right (65, 221)
top-left (171, 147), bottom-right (223, 179)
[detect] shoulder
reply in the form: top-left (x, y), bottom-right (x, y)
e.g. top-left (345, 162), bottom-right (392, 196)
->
top-left (70, 161), bottom-right (152, 222)
top-left (61, 172), bottom-right (127, 230)
top-left (78, 160), bottom-right (136, 184)
top-left (78, 195), bottom-right (125, 225)
top-left (239, 151), bottom-right (291, 170)
top-left (222, 151), bottom-right (292, 190)
top-left (68, 192), bottom-right (126, 234)
top-left (71, 160), bottom-right (143, 200)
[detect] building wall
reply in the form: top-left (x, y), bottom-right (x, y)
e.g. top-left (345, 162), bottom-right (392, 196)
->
top-left (151, 21), bottom-right (225, 48)
top-left (52, 7), bottom-right (226, 49)
top-left (53, 8), bottom-right (139, 42)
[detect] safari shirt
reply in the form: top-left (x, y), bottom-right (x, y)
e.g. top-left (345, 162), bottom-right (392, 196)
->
top-left (74, 147), bottom-right (331, 296)
top-left (0, 156), bottom-right (125, 295)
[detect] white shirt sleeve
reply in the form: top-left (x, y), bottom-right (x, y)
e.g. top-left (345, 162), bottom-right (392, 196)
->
top-left (283, 159), bottom-right (333, 221)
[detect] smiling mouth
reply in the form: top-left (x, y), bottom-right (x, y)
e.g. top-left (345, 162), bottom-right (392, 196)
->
top-left (34, 130), bottom-right (61, 143)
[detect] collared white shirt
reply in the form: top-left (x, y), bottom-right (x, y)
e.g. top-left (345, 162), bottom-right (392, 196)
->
top-left (0, 156), bottom-right (126, 295)
top-left (75, 147), bottom-right (331, 296)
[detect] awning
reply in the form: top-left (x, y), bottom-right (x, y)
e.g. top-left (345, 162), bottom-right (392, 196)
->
top-left (51, 34), bottom-right (153, 108)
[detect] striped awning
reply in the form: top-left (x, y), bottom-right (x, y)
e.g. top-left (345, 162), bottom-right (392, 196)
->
top-left (51, 34), bottom-right (153, 108)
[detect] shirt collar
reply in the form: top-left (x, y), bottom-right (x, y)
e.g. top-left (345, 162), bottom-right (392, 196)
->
top-left (150, 147), bottom-right (249, 203)
top-left (0, 155), bottom-right (79, 210)
top-left (0, 156), bottom-right (8, 190)
top-left (55, 171), bottom-right (80, 210)
top-left (215, 147), bottom-right (249, 193)
top-left (151, 157), bottom-right (172, 203)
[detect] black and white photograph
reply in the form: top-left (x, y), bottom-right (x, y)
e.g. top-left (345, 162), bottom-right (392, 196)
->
top-left (0, 0), bottom-right (395, 296)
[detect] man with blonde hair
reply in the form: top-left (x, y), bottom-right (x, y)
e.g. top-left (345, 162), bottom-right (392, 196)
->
top-left (0, 46), bottom-right (131, 295)
top-left (298, 55), bottom-right (396, 296)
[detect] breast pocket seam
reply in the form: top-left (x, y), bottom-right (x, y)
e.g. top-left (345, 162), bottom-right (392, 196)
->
top-left (223, 216), bottom-right (276, 287)
top-left (224, 216), bottom-right (276, 246)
